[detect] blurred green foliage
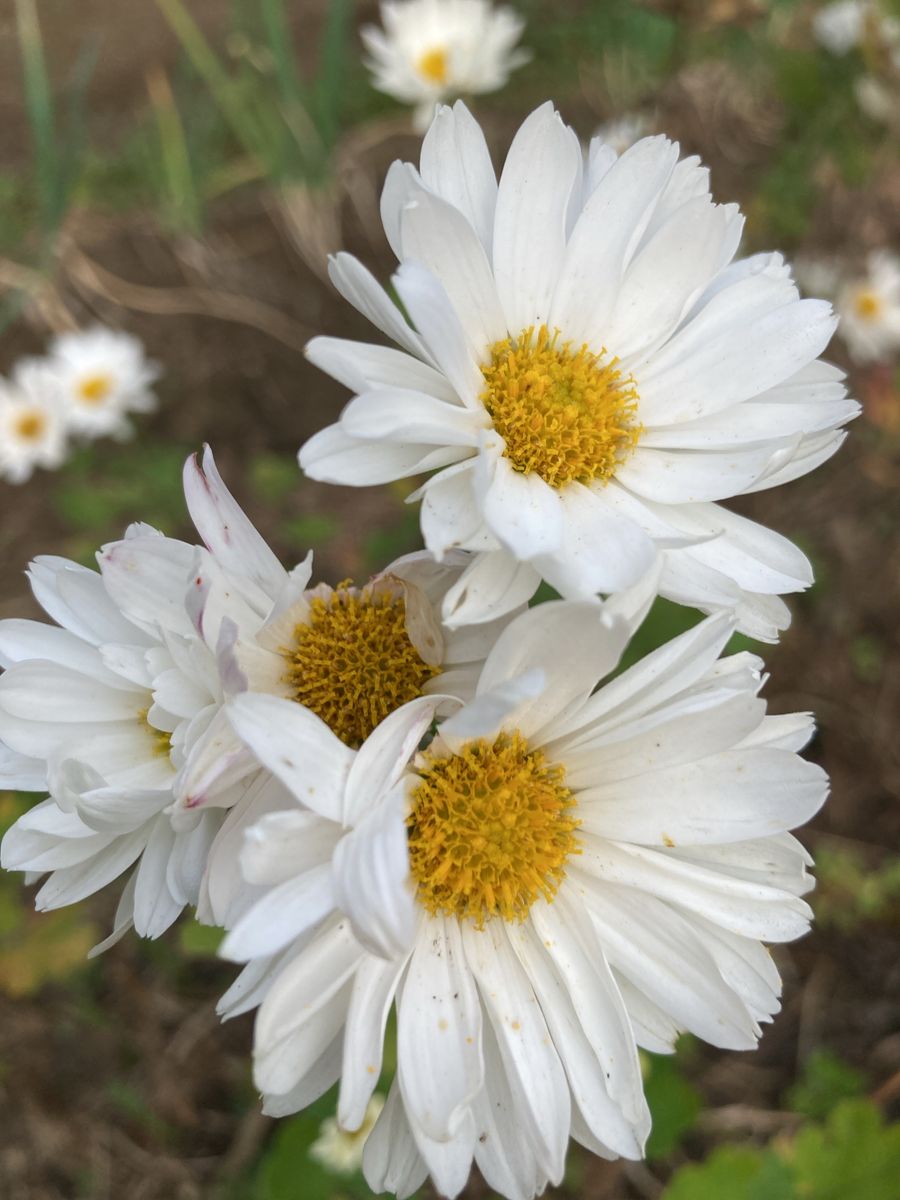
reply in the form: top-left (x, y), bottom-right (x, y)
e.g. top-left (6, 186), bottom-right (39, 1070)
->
top-left (644, 1051), bottom-right (703, 1160)
top-left (664, 1101), bottom-right (900, 1199)
top-left (814, 845), bottom-right (900, 930)
top-left (786, 1049), bottom-right (866, 1120)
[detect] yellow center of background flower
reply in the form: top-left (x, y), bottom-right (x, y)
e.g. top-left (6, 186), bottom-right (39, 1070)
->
top-left (283, 585), bottom-right (440, 748)
top-left (408, 731), bottom-right (580, 925)
top-left (77, 373), bottom-right (113, 405)
top-left (417, 46), bottom-right (449, 84)
top-left (853, 290), bottom-right (882, 321)
top-left (480, 324), bottom-right (641, 488)
top-left (13, 411), bottom-right (47, 441)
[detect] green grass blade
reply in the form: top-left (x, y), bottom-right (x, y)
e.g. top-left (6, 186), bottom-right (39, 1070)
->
top-left (312, 0), bottom-right (353, 156)
top-left (14, 0), bottom-right (61, 237)
top-left (146, 67), bottom-right (202, 233)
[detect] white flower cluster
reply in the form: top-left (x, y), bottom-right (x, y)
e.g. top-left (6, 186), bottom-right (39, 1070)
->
top-left (1, 98), bottom-right (854, 1200)
top-left (813, 0), bottom-right (900, 61)
top-left (0, 327), bottom-right (158, 484)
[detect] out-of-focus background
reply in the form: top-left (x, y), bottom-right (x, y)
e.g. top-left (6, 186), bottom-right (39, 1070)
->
top-left (0, 1), bottom-right (899, 1197)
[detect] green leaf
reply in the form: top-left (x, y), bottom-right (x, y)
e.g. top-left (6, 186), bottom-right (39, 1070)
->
top-left (644, 1053), bottom-right (702, 1160)
top-left (790, 1100), bottom-right (900, 1200)
top-left (663, 1146), bottom-right (794, 1200)
top-left (786, 1050), bottom-right (866, 1121)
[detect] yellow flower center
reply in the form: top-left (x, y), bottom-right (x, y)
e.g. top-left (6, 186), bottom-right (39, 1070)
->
top-left (853, 290), bottom-right (883, 322)
top-left (480, 325), bottom-right (642, 488)
top-left (77, 372), bottom-right (113, 405)
top-left (283, 584), bottom-right (440, 748)
top-left (13, 410), bottom-right (47, 441)
top-left (139, 709), bottom-right (173, 758)
top-left (417, 46), bottom-right (449, 84)
top-left (407, 731), bottom-right (580, 925)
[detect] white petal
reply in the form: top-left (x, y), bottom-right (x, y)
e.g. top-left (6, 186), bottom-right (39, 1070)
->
top-left (305, 336), bottom-right (458, 402)
top-left (480, 457), bottom-right (564, 560)
top-left (344, 695), bottom-right (441, 827)
top-left (226, 693), bottom-right (353, 822)
top-left (397, 913), bottom-right (483, 1142)
top-left (220, 863), bottom-right (335, 961)
top-left (420, 101), bottom-right (498, 254)
top-left (341, 387), bottom-right (483, 447)
top-left (493, 102), bottom-right (583, 333)
top-left (461, 921), bottom-right (570, 1181)
top-left (393, 262), bottom-right (483, 404)
top-left (300, 421), bottom-right (469, 485)
top-left (327, 251), bottom-right (433, 363)
top-left (133, 816), bottom-right (183, 938)
top-left (333, 783), bottom-right (416, 960)
top-left (183, 446), bottom-right (286, 600)
top-left (363, 1080), bottom-right (429, 1200)
top-left (339, 954), bottom-right (406, 1129)
top-left (577, 747), bottom-right (828, 845)
top-left (240, 809), bottom-right (339, 886)
top-left (441, 549), bottom-right (540, 628)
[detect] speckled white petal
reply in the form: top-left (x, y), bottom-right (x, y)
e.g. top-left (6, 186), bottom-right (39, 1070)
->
top-left (339, 954), bottom-right (407, 1130)
top-left (462, 920), bottom-right (570, 1181)
top-left (397, 913), bottom-right (483, 1142)
top-left (226, 693), bottom-right (353, 822)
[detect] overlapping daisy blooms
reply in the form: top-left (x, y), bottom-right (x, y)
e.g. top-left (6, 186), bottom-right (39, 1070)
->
top-left (300, 100), bottom-right (859, 641)
top-left (0, 92), bottom-right (849, 1200)
top-left (216, 595), bottom-right (826, 1199)
top-left (0, 446), bottom-right (515, 945)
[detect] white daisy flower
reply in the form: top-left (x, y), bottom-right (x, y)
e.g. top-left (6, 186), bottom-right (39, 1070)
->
top-left (310, 1095), bottom-right (386, 1175)
top-left (176, 447), bottom-right (526, 822)
top-left (218, 597), bottom-right (826, 1199)
top-left (300, 102), bottom-right (858, 641)
top-left (836, 250), bottom-right (900, 364)
top-left (47, 325), bottom-right (159, 439)
top-left (361, 0), bottom-right (530, 132)
top-left (0, 526), bottom-right (231, 946)
top-left (813, 0), bottom-right (868, 53)
top-left (594, 112), bottom-right (652, 157)
top-left (0, 360), bottom-right (67, 484)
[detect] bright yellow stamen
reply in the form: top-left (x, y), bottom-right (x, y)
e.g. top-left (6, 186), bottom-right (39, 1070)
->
top-left (139, 709), bottom-right (173, 758)
top-left (408, 731), bottom-right (580, 925)
top-left (417, 46), bottom-right (449, 84)
top-left (283, 583), bottom-right (440, 749)
top-left (77, 373), bottom-right (113, 405)
top-left (13, 410), bottom-right (47, 441)
top-left (480, 324), bottom-right (641, 488)
top-left (854, 290), bottom-right (883, 321)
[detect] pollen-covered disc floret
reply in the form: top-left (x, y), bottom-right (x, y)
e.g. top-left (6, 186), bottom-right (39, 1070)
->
top-left (407, 730), bottom-right (580, 923)
top-left (283, 583), bottom-right (440, 748)
top-left (481, 325), bottom-right (641, 488)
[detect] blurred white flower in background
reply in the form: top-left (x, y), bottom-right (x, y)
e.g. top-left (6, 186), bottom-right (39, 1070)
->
top-left (361, 0), bottom-right (530, 131)
top-left (46, 326), bottom-right (159, 440)
top-left (594, 112), bottom-right (652, 157)
top-left (0, 360), bottom-right (67, 483)
top-left (837, 251), bottom-right (900, 364)
top-left (813, 0), bottom-right (868, 54)
top-left (0, 325), bottom-right (159, 485)
top-left (310, 1095), bottom-right (386, 1174)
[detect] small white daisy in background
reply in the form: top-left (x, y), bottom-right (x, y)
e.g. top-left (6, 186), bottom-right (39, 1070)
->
top-left (594, 112), bottom-right (653, 157)
top-left (0, 359), bottom-right (67, 484)
top-left (46, 325), bottom-right (160, 440)
top-left (836, 251), bottom-right (900, 364)
top-left (813, 0), bottom-right (868, 54)
top-left (361, 0), bottom-right (530, 132)
top-left (854, 74), bottom-right (897, 125)
top-left (310, 1095), bottom-right (386, 1175)
top-left (218, 597), bottom-right (827, 1200)
top-left (300, 101), bottom-right (859, 642)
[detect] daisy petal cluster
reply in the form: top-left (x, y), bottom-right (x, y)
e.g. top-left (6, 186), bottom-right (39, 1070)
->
top-left (0, 446), bottom-right (511, 945)
top-left (0, 326), bottom-right (159, 485)
top-left (217, 598), bottom-right (826, 1198)
top-left (300, 101), bottom-right (858, 641)
top-left (362, 0), bottom-right (530, 131)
